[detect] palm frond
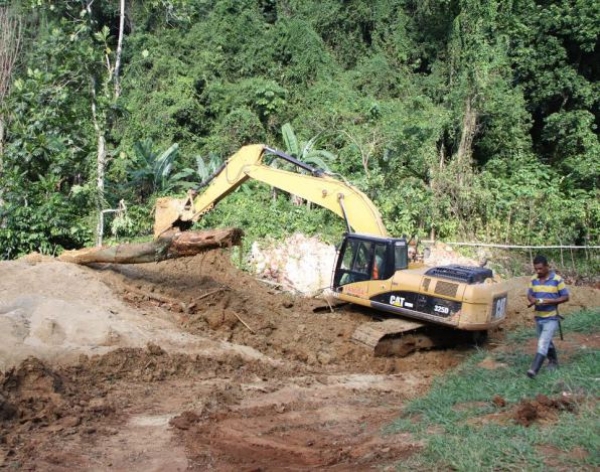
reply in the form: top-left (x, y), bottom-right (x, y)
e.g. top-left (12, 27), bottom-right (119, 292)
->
top-left (303, 150), bottom-right (335, 172)
top-left (282, 122), bottom-right (300, 156)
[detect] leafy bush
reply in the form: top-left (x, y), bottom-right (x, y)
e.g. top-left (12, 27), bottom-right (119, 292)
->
top-left (196, 183), bottom-right (345, 244)
top-left (0, 196), bottom-right (92, 258)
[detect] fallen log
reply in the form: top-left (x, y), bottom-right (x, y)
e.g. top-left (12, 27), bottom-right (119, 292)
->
top-left (58, 228), bottom-right (243, 265)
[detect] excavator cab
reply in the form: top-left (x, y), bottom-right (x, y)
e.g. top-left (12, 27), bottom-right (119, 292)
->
top-left (333, 234), bottom-right (408, 287)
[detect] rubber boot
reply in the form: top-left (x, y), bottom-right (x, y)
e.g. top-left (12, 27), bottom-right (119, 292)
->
top-left (547, 347), bottom-right (559, 371)
top-left (526, 353), bottom-right (546, 379)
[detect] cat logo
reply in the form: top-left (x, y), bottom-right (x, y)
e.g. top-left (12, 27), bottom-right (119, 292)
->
top-left (389, 295), bottom-right (405, 307)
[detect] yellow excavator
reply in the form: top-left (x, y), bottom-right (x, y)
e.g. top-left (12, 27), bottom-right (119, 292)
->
top-left (155, 144), bottom-right (508, 356)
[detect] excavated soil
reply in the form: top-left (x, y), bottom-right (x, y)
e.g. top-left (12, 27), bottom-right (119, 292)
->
top-left (0, 248), bottom-right (599, 471)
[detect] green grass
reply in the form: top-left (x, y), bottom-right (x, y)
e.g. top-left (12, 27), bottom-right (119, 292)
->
top-left (386, 308), bottom-right (600, 471)
top-left (507, 308), bottom-right (600, 344)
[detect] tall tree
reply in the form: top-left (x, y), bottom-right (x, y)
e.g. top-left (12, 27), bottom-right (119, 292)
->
top-left (86, 0), bottom-right (127, 244)
top-left (0, 5), bottom-right (22, 159)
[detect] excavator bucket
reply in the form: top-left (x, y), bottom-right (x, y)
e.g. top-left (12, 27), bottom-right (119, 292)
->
top-left (154, 196), bottom-right (190, 238)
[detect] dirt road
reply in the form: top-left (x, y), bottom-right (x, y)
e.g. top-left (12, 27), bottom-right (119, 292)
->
top-left (1, 249), bottom-right (598, 470)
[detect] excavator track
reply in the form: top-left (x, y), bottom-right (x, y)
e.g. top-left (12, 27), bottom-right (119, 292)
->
top-left (352, 319), bottom-right (427, 357)
top-left (351, 317), bottom-right (488, 357)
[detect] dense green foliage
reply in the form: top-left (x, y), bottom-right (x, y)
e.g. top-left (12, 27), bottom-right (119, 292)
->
top-left (0, 0), bottom-right (598, 258)
top-left (387, 308), bottom-right (600, 471)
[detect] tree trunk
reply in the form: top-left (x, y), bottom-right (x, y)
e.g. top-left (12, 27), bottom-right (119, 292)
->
top-left (58, 228), bottom-right (243, 265)
top-left (456, 97), bottom-right (478, 184)
top-left (113, 0), bottom-right (125, 98)
top-left (0, 116), bottom-right (4, 162)
top-left (91, 88), bottom-right (107, 246)
top-left (0, 6), bottom-right (22, 171)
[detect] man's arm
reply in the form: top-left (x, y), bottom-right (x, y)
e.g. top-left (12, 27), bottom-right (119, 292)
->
top-left (538, 294), bottom-right (569, 306)
top-left (527, 286), bottom-right (537, 306)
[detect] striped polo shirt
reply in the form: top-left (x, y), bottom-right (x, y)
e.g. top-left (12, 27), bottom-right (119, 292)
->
top-left (528, 271), bottom-right (569, 318)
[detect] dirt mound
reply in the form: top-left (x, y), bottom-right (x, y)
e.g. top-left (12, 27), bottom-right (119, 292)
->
top-left (0, 342), bottom-right (295, 469)
top-left (512, 393), bottom-right (578, 427)
top-left (0, 357), bottom-right (73, 424)
top-left (73, 342), bottom-right (296, 384)
top-left (0, 259), bottom-right (158, 368)
top-left (91, 250), bottom-right (472, 375)
top-left (94, 249), bottom-right (600, 370)
top-left (466, 391), bottom-right (584, 431)
top-left (0, 340), bottom-right (284, 429)
top-left (0, 257), bottom-right (278, 370)
top-left (0, 355), bottom-right (117, 462)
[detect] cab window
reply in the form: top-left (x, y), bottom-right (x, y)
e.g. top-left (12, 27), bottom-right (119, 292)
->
top-left (352, 241), bottom-right (372, 274)
top-left (340, 239), bottom-right (358, 270)
top-left (394, 242), bottom-right (408, 270)
top-left (337, 239), bottom-right (373, 286)
top-left (372, 243), bottom-right (387, 279)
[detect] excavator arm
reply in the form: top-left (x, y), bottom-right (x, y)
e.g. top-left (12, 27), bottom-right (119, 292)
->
top-left (154, 144), bottom-right (388, 238)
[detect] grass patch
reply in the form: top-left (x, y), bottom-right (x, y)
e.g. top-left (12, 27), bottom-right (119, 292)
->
top-left (387, 308), bottom-right (599, 471)
top-left (559, 308), bottom-right (600, 333)
top-left (507, 308), bottom-right (599, 344)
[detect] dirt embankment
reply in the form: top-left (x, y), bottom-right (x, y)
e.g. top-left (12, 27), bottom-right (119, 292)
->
top-left (0, 248), bottom-right (598, 470)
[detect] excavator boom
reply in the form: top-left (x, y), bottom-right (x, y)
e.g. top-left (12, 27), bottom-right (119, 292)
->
top-left (154, 144), bottom-right (387, 238)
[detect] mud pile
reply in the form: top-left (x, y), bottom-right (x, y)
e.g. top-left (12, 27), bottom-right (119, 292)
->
top-left (96, 248), bottom-right (600, 367)
top-left (0, 342), bottom-right (295, 469)
top-left (94, 249), bottom-right (479, 374)
top-left (0, 256), bottom-right (282, 370)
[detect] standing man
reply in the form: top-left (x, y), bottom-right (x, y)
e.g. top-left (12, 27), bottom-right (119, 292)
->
top-left (526, 255), bottom-right (569, 378)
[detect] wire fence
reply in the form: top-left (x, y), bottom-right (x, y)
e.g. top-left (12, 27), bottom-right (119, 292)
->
top-left (422, 242), bottom-right (600, 250)
top-left (421, 240), bottom-right (599, 278)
